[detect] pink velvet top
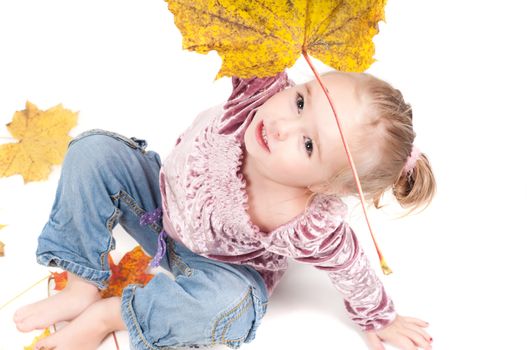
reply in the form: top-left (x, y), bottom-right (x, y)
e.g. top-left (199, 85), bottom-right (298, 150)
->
top-left (159, 72), bottom-right (396, 331)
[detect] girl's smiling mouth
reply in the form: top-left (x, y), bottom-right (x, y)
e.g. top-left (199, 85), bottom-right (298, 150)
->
top-left (256, 120), bottom-right (270, 153)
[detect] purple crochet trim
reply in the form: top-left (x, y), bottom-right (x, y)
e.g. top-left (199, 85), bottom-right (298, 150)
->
top-left (140, 207), bottom-right (162, 226)
top-left (150, 230), bottom-right (168, 268)
top-left (139, 208), bottom-right (167, 268)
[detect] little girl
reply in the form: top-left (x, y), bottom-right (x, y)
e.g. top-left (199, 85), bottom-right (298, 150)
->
top-left (14, 71), bottom-right (435, 350)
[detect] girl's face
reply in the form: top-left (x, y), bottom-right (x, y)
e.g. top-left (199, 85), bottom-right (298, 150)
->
top-left (244, 72), bottom-right (369, 190)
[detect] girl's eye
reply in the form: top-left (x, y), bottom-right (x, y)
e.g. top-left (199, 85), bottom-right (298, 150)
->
top-left (304, 137), bottom-right (313, 157)
top-left (296, 92), bottom-right (304, 112)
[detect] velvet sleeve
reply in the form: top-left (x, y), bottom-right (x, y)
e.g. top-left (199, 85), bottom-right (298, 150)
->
top-left (217, 72), bottom-right (292, 137)
top-left (260, 195), bottom-right (396, 331)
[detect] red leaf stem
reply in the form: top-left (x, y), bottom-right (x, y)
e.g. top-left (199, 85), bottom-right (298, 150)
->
top-left (301, 51), bottom-right (392, 275)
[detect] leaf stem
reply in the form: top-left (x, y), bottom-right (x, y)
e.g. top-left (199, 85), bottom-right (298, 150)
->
top-left (301, 51), bottom-right (392, 275)
top-left (113, 332), bottom-right (121, 350)
top-left (0, 274), bottom-right (51, 312)
top-left (47, 275), bottom-right (59, 333)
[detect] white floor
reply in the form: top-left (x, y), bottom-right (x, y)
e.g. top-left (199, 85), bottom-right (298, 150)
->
top-left (1, 1), bottom-right (527, 349)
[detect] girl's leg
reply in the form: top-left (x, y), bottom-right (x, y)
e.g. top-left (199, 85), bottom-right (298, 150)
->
top-left (14, 129), bottom-right (269, 350)
top-left (14, 272), bottom-right (101, 332)
top-left (14, 130), bottom-right (166, 332)
top-left (34, 296), bottom-right (126, 350)
top-left (120, 243), bottom-right (269, 350)
top-left (26, 244), bottom-right (269, 350)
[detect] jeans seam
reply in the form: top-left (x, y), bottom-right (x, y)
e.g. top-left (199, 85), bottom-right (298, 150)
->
top-left (100, 207), bottom-right (120, 269)
top-left (211, 288), bottom-right (252, 346)
top-left (125, 286), bottom-right (159, 350)
top-left (169, 244), bottom-right (192, 277)
top-left (70, 129), bottom-right (146, 153)
top-left (37, 254), bottom-right (110, 290)
top-left (111, 190), bottom-right (163, 234)
top-left (222, 292), bottom-right (253, 345)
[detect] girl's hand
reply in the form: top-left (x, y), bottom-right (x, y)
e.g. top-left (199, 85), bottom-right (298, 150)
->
top-left (365, 315), bottom-right (432, 350)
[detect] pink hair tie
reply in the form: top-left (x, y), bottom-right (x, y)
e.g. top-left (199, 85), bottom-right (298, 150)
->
top-left (403, 146), bottom-right (421, 174)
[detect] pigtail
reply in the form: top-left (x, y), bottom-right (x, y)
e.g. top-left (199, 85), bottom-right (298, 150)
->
top-left (312, 71), bottom-right (437, 214)
top-left (393, 152), bottom-right (436, 212)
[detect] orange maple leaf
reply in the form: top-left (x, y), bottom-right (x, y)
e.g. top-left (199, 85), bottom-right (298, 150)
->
top-left (100, 246), bottom-right (155, 298)
top-left (51, 271), bottom-right (68, 291)
top-left (48, 247), bottom-right (154, 297)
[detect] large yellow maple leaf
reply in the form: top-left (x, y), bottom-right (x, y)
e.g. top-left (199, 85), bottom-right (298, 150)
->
top-left (166, 0), bottom-right (386, 78)
top-left (0, 102), bottom-right (77, 183)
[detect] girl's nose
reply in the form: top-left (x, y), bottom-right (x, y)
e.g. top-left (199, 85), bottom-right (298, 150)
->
top-left (267, 119), bottom-right (297, 141)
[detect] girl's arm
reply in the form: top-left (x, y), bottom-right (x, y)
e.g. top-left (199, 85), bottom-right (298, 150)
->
top-left (260, 195), bottom-right (432, 349)
top-left (365, 315), bottom-right (432, 350)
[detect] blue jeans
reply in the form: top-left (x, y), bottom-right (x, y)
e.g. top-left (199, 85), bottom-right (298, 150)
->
top-left (35, 130), bottom-right (269, 349)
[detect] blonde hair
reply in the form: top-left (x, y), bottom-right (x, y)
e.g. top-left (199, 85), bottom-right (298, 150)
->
top-left (320, 72), bottom-right (436, 212)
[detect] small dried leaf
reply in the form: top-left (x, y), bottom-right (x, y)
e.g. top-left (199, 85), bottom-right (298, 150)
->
top-left (51, 271), bottom-right (69, 291)
top-left (0, 101), bottom-right (78, 183)
top-left (24, 328), bottom-right (51, 350)
top-left (100, 246), bottom-right (155, 298)
top-left (0, 224), bottom-right (5, 257)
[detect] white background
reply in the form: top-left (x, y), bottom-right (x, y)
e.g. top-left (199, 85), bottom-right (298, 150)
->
top-left (1, 0), bottom-right (526, 349)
